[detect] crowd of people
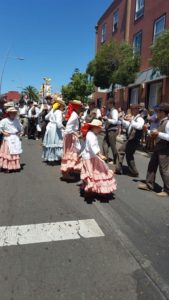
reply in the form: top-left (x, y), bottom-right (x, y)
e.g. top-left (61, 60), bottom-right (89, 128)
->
top-left (0, 95), bottom-right (168, 199)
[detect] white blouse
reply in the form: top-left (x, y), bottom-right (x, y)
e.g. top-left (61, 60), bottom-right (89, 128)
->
top-left (122, 114), bottom-right (144, 134)
top-left (81, 131), bottom-right (100, 160)
top-left (45, 109), bottom-right (63, 128)
top-left (65, 111), bottom-right (79, 134)
top-left (0, 117), bottom-right (22, 134)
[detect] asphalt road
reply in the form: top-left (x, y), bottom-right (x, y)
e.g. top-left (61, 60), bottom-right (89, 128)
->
top-left (0, 138), bottom-right (169, 300)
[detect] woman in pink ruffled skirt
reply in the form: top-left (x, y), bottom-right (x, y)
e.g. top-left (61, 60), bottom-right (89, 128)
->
top-left (0, 107), bottom-right (23, 173)
top-left (61, 100), bottom-right (83, 181)
top-left (80, 119), bottom-right (117, 198)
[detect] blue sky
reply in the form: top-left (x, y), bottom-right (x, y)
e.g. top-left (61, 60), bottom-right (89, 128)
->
top-left (0, 0), bottom-right (112, 93)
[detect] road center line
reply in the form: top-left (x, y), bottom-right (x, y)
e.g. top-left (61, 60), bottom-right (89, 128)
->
top-left (0, 219), bottom-right (104, 247)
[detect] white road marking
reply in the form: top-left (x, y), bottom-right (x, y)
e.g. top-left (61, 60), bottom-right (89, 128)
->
top-left (0, 219), bottom-right (104, 247)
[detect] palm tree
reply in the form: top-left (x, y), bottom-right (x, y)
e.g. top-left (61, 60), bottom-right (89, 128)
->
top-left (22, 86), bottom-right (39, 102)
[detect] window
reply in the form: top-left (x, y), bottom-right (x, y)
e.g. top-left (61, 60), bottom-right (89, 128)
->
top-left (101, 24), bottom-right (106, 43)
top-left (113, 10), bottom-right (119, 32)
top-left (133, 31), bottom-right (142, 54)
top-left (148, 82), bottom-right (162, 108)
top-left (153, 15), bottom-right (166, 41)
top-left (135, 0), bottom-right (144, 20)
top-left (130, 87), bottom-right (139, 105)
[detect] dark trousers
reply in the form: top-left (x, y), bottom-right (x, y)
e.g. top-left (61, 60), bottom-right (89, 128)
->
top-left (116, 139), bottom-right (139, 175)
top-left (146, 149), bottom-right (169, 193)
top-left (102, 130), bottom-right (119, 165)
top-left (28, 118), bottom-right (37, 139)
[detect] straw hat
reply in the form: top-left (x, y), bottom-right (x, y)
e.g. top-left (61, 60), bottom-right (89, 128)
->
top-left (130, 104), bottom-right (142, 109)
top-left (4, 102), bottom-right (14, 108)
top-left (70, 100), bottom-right (83, 106)
top-left (88, 119), bottom-right (103, 128)
top-left (156, 102), bottom-right (169, 113)
top-left (53, 95), bottom-right (65, 106)
top-left (6, 107), bottom-right (18, 113)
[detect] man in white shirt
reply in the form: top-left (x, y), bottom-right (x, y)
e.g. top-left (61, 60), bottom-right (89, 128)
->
top-left (102, 99), bottom-right (119, 166)
top-left (138, 103), bottom-right (169, 197)
top-left (116, 104), bottom-right (145, 176)
top-left (27, 101), bottom-right (40, 140)
top-left (19, 102), bottom-right (28, 136)
top-left (83, 101), bottom-right (102, 122)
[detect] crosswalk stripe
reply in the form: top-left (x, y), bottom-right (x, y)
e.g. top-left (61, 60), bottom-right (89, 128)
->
top-left (0, 219), bottom-right (104, 247)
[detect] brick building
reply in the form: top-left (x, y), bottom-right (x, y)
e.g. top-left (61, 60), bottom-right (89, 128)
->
top-left (94, 0), bottom-right (169, 109)
top-left (0, 91), bottom-right (20, 103)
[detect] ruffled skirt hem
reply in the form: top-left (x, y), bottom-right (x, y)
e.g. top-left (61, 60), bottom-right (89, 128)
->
top-left (0, 141), bottom-right (21, 170)
top-left (61, 134), bottom-right (81, 173)
top-left (81, 157), bottom-right (117, 194)
top-left (42, 146), bottom-right (63, 162)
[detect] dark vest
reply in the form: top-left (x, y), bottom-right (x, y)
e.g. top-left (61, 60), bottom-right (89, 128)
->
top-left (105, 108), bottom-right (118, 132)
top-left (127, 115), bottom-right (144, 142)
top-left (155, 118), bottom-right (169, 152)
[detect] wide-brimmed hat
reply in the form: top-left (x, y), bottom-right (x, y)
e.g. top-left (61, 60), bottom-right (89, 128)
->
top-left (57, 98), bottom-right (66, 106)
top-left (33, 102), bottom-right (38, 106)
top-left (88, 119), bottom-right (103, 128)
top-left (4, 102), bottom-right (14, 108)
top-left (70, 100), bottom-right (83, 106)
top-left (6, 107), bottom-right (18, 113)
top-left (156, 102), bottom-right (169, 113)
top-left (52, 95), bottom-right (65, 106)
top-left (130, 104), bottom-right (142, 109)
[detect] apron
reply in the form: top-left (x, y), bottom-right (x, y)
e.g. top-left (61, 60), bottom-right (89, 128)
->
top-left (5, 135), bottom-right (22, 155)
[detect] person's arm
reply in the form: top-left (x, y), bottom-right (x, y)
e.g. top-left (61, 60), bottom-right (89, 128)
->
top-left (0, 119), bottom-right (5, 134)
top-left (107, 109), bottom-right (118, 125)
top-left (56, 111), bottom-right (64, 129)
top-left (158, 121), bottom-right (169, 141)
top-left (121, 119), bottom-right (130, 129)
top-left (65, 112), bottom-right (77, 133)
top-left (97, 109), bottom-right (102, 119)
top-left (34, 108), bottom-right (40, 118)
top-left (16, 119), bottom-right (23, 135)
top-left (131, 117), bottom-right (144, 130)
top-left (45, 110), bottom-right (52, 121)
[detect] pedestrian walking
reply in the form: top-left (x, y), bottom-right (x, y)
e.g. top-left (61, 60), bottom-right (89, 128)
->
top-left (80, 119), bottom-right (116, 198)
top-left (42, 98), bottom-right (65, 163)
top-left (0, 107), bottom-right (23, 173)
top-left (138, 102), bottom-right (169, 197)
top-left (116, 104), bottom-right (145, 177)
top-left (19, 101), bottom-right (28, 136)
top-left (61, 100), bottom-right (83, 181)
top-left (27, 102), bottom-right (39, 140)
top-left (102, 99), bottom-right (119, 165)
top-left (38, 104), bottom-right (50, 141)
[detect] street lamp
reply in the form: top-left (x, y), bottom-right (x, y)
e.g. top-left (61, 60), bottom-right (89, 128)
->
top-left (0, 56), bottom-right (25, 95)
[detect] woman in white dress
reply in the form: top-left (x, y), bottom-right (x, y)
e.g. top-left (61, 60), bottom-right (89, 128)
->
top-left (42, 98), bottom-right (65, 163)
top-left (0, 107), bottom-right (23, 172)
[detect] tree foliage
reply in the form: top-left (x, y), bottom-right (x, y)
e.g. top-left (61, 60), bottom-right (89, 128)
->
top-left (61, 69), bottom-right (94, 102)
top-left (86, 41), bottom-right (140, 89)
top-left (150, 30), bottom-right (169, 76)
top-left (21, 86), bottom-right (39, 102)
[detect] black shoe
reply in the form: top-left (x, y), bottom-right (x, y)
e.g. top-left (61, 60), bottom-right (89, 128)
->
top-left (115, 169), bottom-right (123, 175)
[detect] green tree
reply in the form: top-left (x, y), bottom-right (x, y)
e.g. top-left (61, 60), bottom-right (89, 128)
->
top-left (86, 41), bottom-right (140, 89)
top-left (21, 86), bottom-right (39, 102)
top-left (61, 69), bottom-right (94, 102)
top-left (150, 30), bottom-right (169, 76)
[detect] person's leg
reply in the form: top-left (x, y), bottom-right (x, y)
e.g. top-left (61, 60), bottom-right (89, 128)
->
top-left (116, 141), bottom-right (127, 174)
top-left (158, 153), bottom-right (169, 194)
top-left (145, 151), bottom-right (159, 190)
top-left (108, 131), bottom-right (119, 165)
top-left (23, 118), bottom-right (28, 136)
top-left (126, 141), bottom-right (139, 176)
top-left (102, 134), bottom-right (109, 161)
top-left (28, 119), bottom-right (31, 139)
